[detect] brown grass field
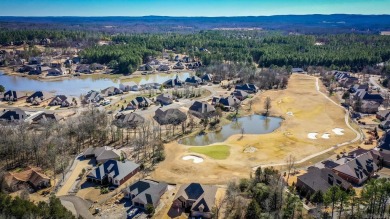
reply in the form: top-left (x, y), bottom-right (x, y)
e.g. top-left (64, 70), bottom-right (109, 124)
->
top-left (150, 74), bottom-right (357, 184)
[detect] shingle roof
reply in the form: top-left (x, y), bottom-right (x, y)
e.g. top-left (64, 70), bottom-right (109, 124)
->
top-left (125, 179), bottom-right (168, 207)
top-left (0, 108), bottom-right (27, 121)
top-left (153, 108), bottom-right (187, 125)
top-left (189, 101), bottom-right (215, 115)
top-left (88, 160), bottom-right (139, 182)
top-left (297, 166), bottom-right (351, 193)
top-left (333, 152), bottom-right (378, 181)
top-left (218, 96), bottom-right (240, 107)
top-left (174, 183), bottom-right (217, 213)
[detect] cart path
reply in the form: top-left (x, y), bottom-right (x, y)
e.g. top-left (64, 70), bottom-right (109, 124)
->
top-left (252, 76), bottom-right (362, 170)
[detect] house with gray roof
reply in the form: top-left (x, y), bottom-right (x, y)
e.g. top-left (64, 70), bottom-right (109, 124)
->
top-left (26, 91), bottom-right (53, 105)
top-left (87, 160), bottom-right (140, 186)
top-left (124, 179), bottom-right (168, 209)
top-left (231, 90), bottom-right (249, 100)
top-left (114, 113), bottom-right (145, 129)
top-left (173, 183), bottom-right (217, 219)
top-left (163, 75), bottom-right (183, 88)
top-left (189, 101), bottom-right (216, 119)
top-left (28, 112), bottom-right (63, 124)
top-left (173, 62), bottom-right (185, 70)
top-left (354, 90), bottom-right (384, 104)
top-left (49, 95), bottom-right (70, 107)
top-left (83, 90), bottom-right (103, 103)
top-left (119, 82), bottom-right (141, 92)
top-left (377, 110), bottom-right (390, 121)
top-left (185, 76), bottom-right (202, 86)
top-left (83, 146), bottom-right (122, 164)
top-left (0, 108), bottom-right (27, 122)
top-left (213, 96), bottom-right (241, 111)
top-left (235, 83), bottom-right (258, 94)
top-left (201, 74), bottom-right (213, 82)
top-left (359, 101), bottom-right (380, 114)
top-left (128, 97), bottom-right (153, 110)
top-left (296, 166), bottom-right (351, 198)
top-left (153, 108), bottom-right (187, 126)
top-left (2, 90), bottom-right (27, 102)
top-left (333, 151), bottom-right (379, 185)
top-left (101, 86), bottom-right (122, 97)
top-left (156, 93), bottom-right (175, 106)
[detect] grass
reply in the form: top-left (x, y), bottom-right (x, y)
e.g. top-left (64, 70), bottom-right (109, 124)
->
top-left (188, 145), bottom-right (230, 160)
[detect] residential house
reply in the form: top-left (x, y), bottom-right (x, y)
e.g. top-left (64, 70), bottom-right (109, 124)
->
top-left (128, 97), bottom-right (153, 110)
top-left (0, 108), bottom-right (27, 121)
top-left (339, 76), bottom-right (359, 88)
top-left (5, 166), bottom-right (50, 192)
top-left (189, 101), bottom-right (216, 119)
top-left (231, 90), bottom-right (249, 100)
top-left (156, 93), bottom-right (175, 105)
top-left (359, 101), bottom-right (380, 114)
top-left (28, 65), bottom-right (43, 75)
top-left (114, 113), bottom-right (145, 129)
top-left (101, 86), bottom-right (122, 97)
top-left (87, 159), bottom-right (140, 186)
top-left (91, 63), bottom-right (106, 71)
top-left (380, 117), bottom-right (390, 130)
top-left (187, 62), bottom-right (202, 69)
top-left (354, 90), bottom-right (384, 104)
top-left (76, 64), bottom-right (91, 73)
top-left (138, 64), bottom-right (154, 71)
top-left (185, 76), bottom-right (202, 86)
top-left (123, 179), bottom-right (168, 209)
top-left (28, 112), bottom-right (63, 124)
top-left (173, 62), bottom-right (185, 70)
top-left (182, 56), bottom-right (192, 63)
top-left (173, 183), bottom-right (217, 219)
top-left (40, 38), bottom-right (51, 45)
top-left (378, 131), bottom-right (390, 151)
top-left (350, 84), bottom-right (369, 93)
top-left (235, 83), bottom-right (258, 94)
top-left (141, 83), bottom-right (161, 90)
top-left (163, 75), bottom-right (184, 88)
top-left (29, 57), bottom-right (41, 65)
top-left (377, 110), bottom-right (390, 121)
top-left (201, 74), bottom-right (213, 82)
top-left (2, 90), bottom-right (27, 101)
top-left (83, 90), bottom-right (103, 103)
top-left (83, 146), bottom-right (122, 164)
top-left (158, 65), bottom-right (170, 72)
top-left (47, 67), bottom-right (67, 76)
top-left (333, 151), bottom-right (379, 185)
top-left (26, 91), bottom-right (53, 105)
top-left (148, 59), bottom-right (160, 66)
top-left (153, 108), bottom-right (187, 126)
top-left (296, 166), bottom-right (351, 198)
top-left (174, 55), bottom-right (180, 61)
top-left (19, 65), bottom-right (37, 73)
top-left (213, 96), bottom-right (241, 111)
top-left (119, 82), bottom-right (142, 92)
top-left (291, 68), bottom-right (304, 73)
top-left (49, 95), bottom-right (71, 107)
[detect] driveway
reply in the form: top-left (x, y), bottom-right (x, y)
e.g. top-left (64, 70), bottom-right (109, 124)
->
top-left (59, 195), bottom-right (94, 219)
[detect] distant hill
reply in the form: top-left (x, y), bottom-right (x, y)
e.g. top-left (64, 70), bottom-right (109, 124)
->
top-left (0, 15), bottom-right (389, 34)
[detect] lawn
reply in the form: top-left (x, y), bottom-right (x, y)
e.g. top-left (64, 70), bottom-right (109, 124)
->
top-left (188, 145), bottom-right (230, 160)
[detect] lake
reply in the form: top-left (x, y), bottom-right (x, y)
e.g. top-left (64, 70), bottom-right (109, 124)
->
top-left (180, 115), bottom-right (283, 146)
top-left (0, 71), bottom-right (191, 96)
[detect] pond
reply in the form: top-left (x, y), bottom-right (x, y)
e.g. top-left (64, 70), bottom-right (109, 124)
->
top-left (0, 71), bottom-right (191, 96)
top-left (180, 115), bottom-right (283, 146)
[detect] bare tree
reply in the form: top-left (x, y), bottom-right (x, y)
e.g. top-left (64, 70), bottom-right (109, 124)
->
top-left (264, 97), bottom-right (272, 115)
top-left (285, 155), bottom-right (296, 185)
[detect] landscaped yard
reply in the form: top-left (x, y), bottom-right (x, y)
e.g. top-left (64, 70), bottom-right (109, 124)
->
top-left (188, 145), bottom-right (230, 160)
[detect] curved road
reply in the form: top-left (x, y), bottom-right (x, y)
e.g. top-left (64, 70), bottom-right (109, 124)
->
top-left (252, 76), bottom-right (362, 170)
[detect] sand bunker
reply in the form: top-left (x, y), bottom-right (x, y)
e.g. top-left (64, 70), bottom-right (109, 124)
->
top-left (244, 146), bottom-right (258, 153)
top-left (308, 133), bottom-right (318, 139)
top-left (182, 155), bottom-right (204, 163)
top-left (321, 133), bottom-right (330, 139)
top-left (286, 112), bottom-right (294, 116)
top-left (332, 128), bottom-right (345, 135)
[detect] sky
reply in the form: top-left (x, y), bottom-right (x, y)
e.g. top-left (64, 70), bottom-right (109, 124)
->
top-left (0, 0), bottom-right (389, 16)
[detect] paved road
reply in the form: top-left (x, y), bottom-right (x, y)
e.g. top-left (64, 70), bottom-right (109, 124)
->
top-left (369, 75), bottom-right (387, 93)
top-left (252, 76), bottom-right (362, 170)
top-left (59, 195), bottom-right (94, 219)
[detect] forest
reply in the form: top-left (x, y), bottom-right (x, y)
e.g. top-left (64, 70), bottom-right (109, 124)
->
top-left (1, 29), bottom-right (390, 74)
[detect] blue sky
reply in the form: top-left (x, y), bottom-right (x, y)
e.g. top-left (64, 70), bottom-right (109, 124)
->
top-left (0, 0), bottom-right (389, 16)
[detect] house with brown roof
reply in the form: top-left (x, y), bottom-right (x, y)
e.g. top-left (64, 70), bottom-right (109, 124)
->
top-left (5, 166), bottom-right (50, 192)
top-left (173, 183), bottom-right (217, 219)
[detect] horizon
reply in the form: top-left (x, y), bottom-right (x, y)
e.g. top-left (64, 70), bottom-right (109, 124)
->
top-left (0, 0), bottom-right (389, 16)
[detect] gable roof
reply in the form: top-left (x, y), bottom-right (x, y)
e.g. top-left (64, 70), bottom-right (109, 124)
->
top-left (3, 90), bottom-right (27, 100)
top-left (115, 113), bottom-right (145, 128)
top-left (189, 101), bottom-right (215, 115)
top-left (153, 108), bottom-right (187, 125)
top-left (125, 179), bottom-right (168, 207)
top-left (333, 152), bottom-right (378, 182)
top-left (174, 183), bottom-right (217, 213)
top-left (218, 96), bottom-right (240, 107)
top-left (232, 90), bottom-right (249, 98)
top-left (6, 166), bottom-right (50, 188)
top-left (29, 112), bottom-right (62, 123)
top-left (185, 76), bottom-right (202, 84)
top-left (88, 159), bottom-right (139, 182)
top-left (297, 166), bottom-right (351, 193)
top-left (0, 108), bottom-right (27, 121)
top-left (378, 131), bottom-right (390, 151)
